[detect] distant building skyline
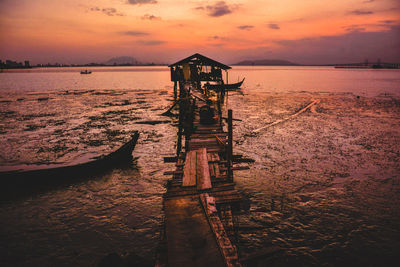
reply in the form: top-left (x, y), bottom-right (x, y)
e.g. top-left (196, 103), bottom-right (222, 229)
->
top-left (1, 56), bottom-right (400, 68)
top-left (0, 59), bottom-right (31, 69)
top-left (0, 0), bottom-right (399, 65)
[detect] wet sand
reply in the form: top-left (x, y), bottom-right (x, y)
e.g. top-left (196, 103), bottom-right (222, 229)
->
top-left (229, 91), bottom-right (400, 266)
top-left (0, 88), bottom-right (176, 266)
top-left (0, 89), bottom-right (172, 170)
top-left (0, 88), bottom-right (399, 266)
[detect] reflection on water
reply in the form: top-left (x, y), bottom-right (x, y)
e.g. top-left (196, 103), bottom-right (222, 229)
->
top-left (0, 67), bottom-right (399, 266)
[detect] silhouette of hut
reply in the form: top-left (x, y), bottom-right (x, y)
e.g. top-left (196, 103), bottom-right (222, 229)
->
top-left (169, 53), bottom-right (231, 83)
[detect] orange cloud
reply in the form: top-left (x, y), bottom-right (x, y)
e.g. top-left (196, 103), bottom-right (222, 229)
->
top-left (0, 0), bottom-right (399, 64)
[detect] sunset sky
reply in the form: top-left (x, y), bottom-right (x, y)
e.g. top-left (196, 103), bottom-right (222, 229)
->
top-left (0, 0), bottom-right (399, 65)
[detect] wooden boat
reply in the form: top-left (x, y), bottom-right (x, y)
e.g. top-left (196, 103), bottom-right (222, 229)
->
top-left (0, 132), bottom-right (139, 199)
top-left (205, 78), bottom-right (245, 91)
top-left (80, 70), bottom-right (92, 74)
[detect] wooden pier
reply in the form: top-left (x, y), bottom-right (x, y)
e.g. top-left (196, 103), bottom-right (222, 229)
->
top-left (156, 54), bottom-right (247, 266)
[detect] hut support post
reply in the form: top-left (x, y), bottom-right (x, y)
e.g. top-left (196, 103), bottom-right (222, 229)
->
top-left (217, 91), bottom-right (222, 127)
top-left (176, 82), bottom-right (184, 156)
top-left (178, 82), bottom-right (184, 99)
top-left (227, 109), bottom-right (233, 181)
top-left (173, 81), bottom-right (177, 100)
top-left (177, 100), bottom-right (183, 157)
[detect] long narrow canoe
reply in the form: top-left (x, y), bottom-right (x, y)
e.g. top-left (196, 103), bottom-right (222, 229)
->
top-left (0, 132), bottom-right (139, 199)
top-left (205, 78), bottom-right (245, 91)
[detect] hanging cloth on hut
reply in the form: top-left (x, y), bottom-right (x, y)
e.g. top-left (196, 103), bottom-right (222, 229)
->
top-left (183, 63), bottom-right (191, 81)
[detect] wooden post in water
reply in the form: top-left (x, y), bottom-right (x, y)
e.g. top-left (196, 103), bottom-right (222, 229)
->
top-left (177, 121), bottom-right (182, 157)
top-left (178, 81), bottom-right (184, 99)
top-left (220, 81), bottom-right (225, 104)
top-left (177, 92), bottom-right (184, 157)
top-left (173, 81), bottom-right (177, 101)
top-left (217, 91), bottom-right (222, 128)
top-left (227, 109), bottom-right (233, 181)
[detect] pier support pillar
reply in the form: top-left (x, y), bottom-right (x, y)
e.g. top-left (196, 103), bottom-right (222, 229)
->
top-left (227, 109), bottom-right (233, 181)
top-left (173, 81), bottom-right (177, 100)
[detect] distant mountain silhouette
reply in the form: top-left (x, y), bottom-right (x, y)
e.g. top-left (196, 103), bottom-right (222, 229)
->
top-left (104, 56), bottom-right (141, 65)
top-left (235, 59), bottom-right (299, 66)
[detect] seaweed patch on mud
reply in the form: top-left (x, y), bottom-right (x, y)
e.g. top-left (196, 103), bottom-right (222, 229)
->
top-left (47, 119), bottom-right (66, 126)
top-left (135, 120), bottom-right (170, 125)
top-left (102, 110), bottom-right (131, 116)
top-left (83, 139), bottom-right (105, 147)
top-left (140, 130), bottom-right (164, 143)
top-left (62, 90), bottom-right (95, 95)
top-left (228, 92), bottom-right (400, 265)
top-left (24, 124), bottom-right (47, 131)
top-left (0, 110), bottom-right (16, 119)
top-left (0, 86), bottom-right (173, 168)
top-left (91, 90), bottom-right (126, 96)
top-left (104, 100), bottom-right (133, 106)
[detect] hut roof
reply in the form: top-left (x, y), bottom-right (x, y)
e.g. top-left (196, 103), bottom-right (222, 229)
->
top-left (169, 53), bottom-right (231, 70)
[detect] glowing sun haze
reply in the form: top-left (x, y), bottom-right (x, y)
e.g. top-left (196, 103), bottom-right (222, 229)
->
top-left (0, 0), bottom-right (399, 64)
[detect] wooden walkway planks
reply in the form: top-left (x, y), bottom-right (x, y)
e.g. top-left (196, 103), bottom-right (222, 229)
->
top-left (160, 82), bottom-right (244, 267)
top-left (182, 150), bottom-right (196, 187)
top-left (164, 196), bottom-right (226, 267)
top-left (182, 148), bottom-right (213, 189)
top-left (196, 148), bottom-right (212, 190)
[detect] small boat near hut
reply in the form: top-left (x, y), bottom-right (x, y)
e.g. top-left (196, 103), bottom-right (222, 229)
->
top-left (80, 70), bottom-right (92, 74)
top-left (205, 78), bottom-right (245, 91)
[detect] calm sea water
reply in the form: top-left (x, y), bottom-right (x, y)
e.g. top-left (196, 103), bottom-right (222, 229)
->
top-left (1, 66), bottom-right (399, 96)
top-left (0, 66), bottom-right (399, 266)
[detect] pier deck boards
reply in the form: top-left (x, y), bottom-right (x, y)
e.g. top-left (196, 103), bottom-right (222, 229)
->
top-left (182, 151), bottom-right (196, 187)
top-left (160, 79), bottom-right (243, 266)
top-left (164, 196), bottom-right (225, 267)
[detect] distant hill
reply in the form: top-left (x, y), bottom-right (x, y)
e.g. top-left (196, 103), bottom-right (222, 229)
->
top-left (235, 59), bottom-right (299, 66)
top-left (104, 56), bottom-right (141, 66)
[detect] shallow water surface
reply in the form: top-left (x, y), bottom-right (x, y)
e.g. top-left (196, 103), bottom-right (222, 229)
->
top-left (0, 66), bottom-right (399, 266)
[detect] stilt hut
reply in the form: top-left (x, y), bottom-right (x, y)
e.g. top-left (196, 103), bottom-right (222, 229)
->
top-left (169, 53), bottom-right (231, 99)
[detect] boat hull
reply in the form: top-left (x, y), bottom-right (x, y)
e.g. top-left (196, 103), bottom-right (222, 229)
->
top-left (205, 78), bottom-right (245, 91)
top-left (0, 132), bottom-right (139, 199)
